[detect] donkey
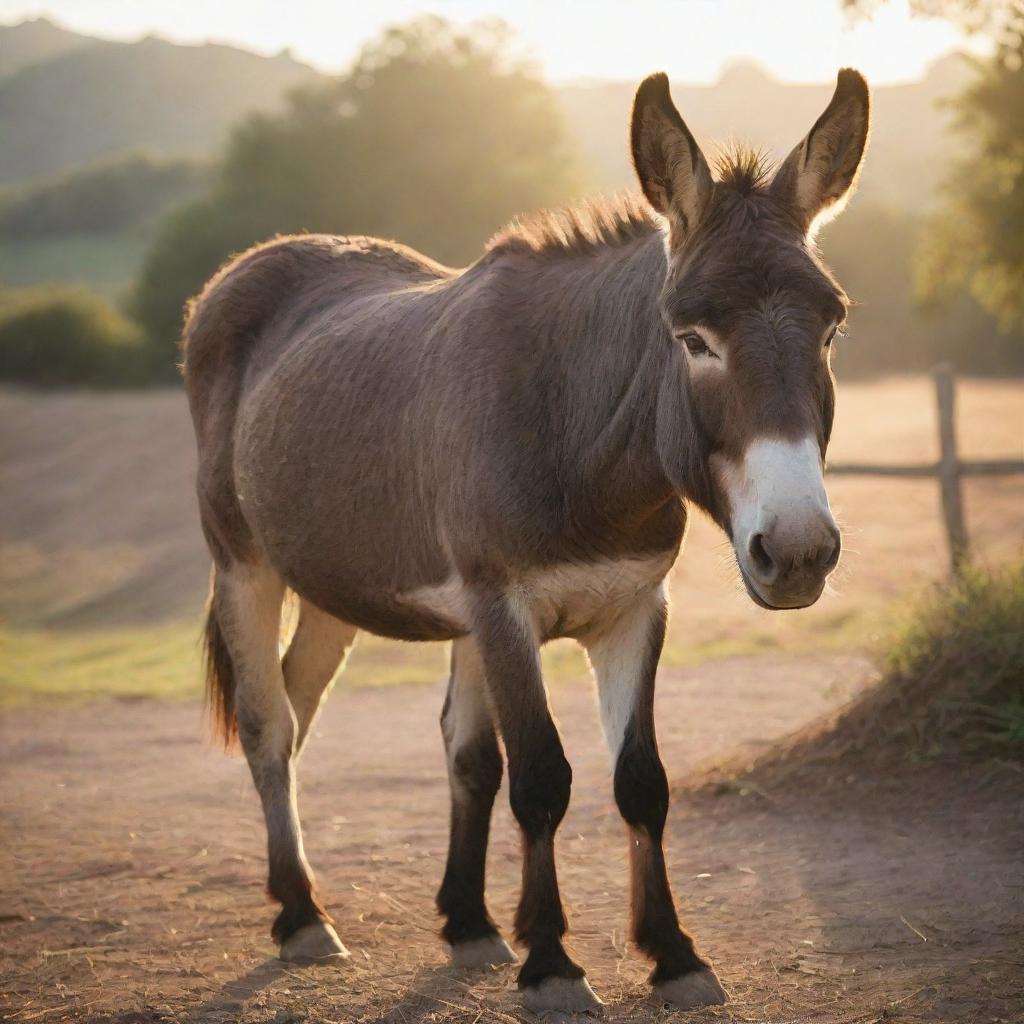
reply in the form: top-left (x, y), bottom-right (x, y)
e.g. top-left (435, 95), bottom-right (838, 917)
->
top-left (182, 69), bottom-right (869, 1012)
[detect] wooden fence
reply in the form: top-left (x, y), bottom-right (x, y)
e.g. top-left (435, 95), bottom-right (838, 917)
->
top-left (827, 365), bottom-right (1024, 576)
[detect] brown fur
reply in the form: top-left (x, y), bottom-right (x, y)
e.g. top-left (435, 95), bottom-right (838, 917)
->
top-left (183, 69), bottom-right (870, 1003)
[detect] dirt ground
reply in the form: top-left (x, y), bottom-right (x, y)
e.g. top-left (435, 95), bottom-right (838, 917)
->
top-left (3, 652), bottom-right (1021, 1024)
top-left (2, 378), bottom-right (1022, 1020)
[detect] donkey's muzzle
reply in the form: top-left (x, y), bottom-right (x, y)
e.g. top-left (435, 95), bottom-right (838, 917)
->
top-left (743, 519), bottom-right (841, 609)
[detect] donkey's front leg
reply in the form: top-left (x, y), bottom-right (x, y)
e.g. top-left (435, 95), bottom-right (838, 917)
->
top-left (471, 591), bottom-right (602, 1014)
top-left (584, 586), bottom-right (727, 1009)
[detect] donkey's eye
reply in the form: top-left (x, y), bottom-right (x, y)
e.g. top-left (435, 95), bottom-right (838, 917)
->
top-left (824, 323), bottom-right (847, 348)
top-left (677, 330), bottom-right (718, 359)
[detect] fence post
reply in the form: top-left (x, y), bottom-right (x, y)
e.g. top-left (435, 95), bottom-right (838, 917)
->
top-left (934, 364), bottom-right (968, 575)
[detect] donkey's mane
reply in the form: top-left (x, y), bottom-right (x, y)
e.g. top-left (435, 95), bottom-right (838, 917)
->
top-left (486, 147), bottom-right (777, 259)
top-left (713, 144), bottom-right (776, 196)
top-left (486, 193), bottom-right (657, 257)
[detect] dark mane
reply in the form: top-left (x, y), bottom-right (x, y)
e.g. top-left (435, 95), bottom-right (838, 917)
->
top-left (485, 147), bottom-right (778, 260)
top-left (486, 193), bottom-right (657, 257)
top-left (713, 144), bottom-right (775, 196)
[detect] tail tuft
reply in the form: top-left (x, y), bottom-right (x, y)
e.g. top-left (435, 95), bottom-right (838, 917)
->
top-left (204, 596), bottom-right (238, 750)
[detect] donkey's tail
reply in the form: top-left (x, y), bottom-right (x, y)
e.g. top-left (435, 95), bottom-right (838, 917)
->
top-left (203, 576), bottom-right (238, 750)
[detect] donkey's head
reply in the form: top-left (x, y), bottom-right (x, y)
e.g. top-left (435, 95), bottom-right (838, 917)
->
top-left (633, 70), bottom-right (869, 610)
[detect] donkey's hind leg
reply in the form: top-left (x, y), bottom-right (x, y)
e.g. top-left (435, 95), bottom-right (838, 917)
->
top-left (437, 637), bottom-right (517, 969)
top-left (212, 561), bottom-right (348, 962)
top-left (283, 599), bottom-right (357, 756)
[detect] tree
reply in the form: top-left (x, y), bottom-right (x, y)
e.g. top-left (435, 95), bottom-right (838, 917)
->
top-left (844, 0), bottom-right (1024, 331)
top-left (841, 0), bottom-right (1019, 35)
top-left (916, 26), bottom-right (1024, 329)
top-left (131, 16), bottom-right (583, 361)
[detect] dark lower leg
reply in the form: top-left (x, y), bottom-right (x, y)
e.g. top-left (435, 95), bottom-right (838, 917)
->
top-left (437, 729), bottom-right (503, 944)
top-left (268, 851), bottom-right (332, 942)
top-left (629, 830), bottom-right (706, 982)
top-left (436, 641), bottom-right (506, 948)
top-left (515, 832), bottom-right (584, 987)
top-left (469, 593), bottom-right (585, 991)
top-left (615, 722), bottom-right (706, 983)
top-left (508, 722), bottom-right (583, 988)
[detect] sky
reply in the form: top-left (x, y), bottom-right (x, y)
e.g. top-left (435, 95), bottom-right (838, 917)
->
top-left (0, 0), bottom-right (986, 85)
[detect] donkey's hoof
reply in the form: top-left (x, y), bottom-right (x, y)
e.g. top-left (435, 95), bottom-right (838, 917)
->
top-left (522, 976), bottom-right (603, 1016)
top-left (653, 967), bottom-right (728, 1009)
top-left (449, 934), bottom-right (518, 969)
top-left (279, 921), bottom-right (350, 963)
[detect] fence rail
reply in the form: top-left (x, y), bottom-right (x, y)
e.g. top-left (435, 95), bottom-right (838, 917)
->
top-left (825, 365), bottom-right (1024, 575)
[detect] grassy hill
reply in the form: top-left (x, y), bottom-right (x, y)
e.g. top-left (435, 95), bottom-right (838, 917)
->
top-left (0, 23), bottom-right (321, 184)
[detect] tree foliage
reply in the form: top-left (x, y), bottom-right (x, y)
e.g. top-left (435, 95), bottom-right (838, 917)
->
top-left (841, 0), bottom-right (1020, 36)
top-left (844, 0), bottom-right (1024, 331)
top-left (131, 17), bottom-right (582, 359)
top-left (820, 202), bottom-right (1024, 376)
top-left (916, 30), bottom-right (1024, 329)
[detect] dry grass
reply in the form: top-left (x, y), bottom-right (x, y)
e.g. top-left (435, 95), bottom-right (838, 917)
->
top-left (693, 560), bottom-right (1024, 796)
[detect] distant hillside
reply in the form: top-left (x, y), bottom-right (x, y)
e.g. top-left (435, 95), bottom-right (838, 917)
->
top-left (560, 55), bottom-right (973, 212)
top-left (0, 26), bottom-right (322, 183)
top-left (0, 153), bottom-right (211, 237)
top-left (0, 18), bottom-right (971, 209)
top-left (0, 17), bottom-right (91, 78)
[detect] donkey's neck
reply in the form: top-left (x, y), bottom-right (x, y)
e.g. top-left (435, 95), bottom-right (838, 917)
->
top-left (515, 228), bottom-right (701, 529)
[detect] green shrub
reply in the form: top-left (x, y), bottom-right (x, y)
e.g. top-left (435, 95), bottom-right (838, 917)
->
top-left (879, 560), bottom-right (1024, 756)
top-left (700, 560), bottom-right (1024, 794)
top-left (0, 286), bottom-right (149, 387)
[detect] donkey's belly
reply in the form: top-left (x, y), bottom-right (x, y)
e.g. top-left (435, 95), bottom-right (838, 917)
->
top-left (404, 550), bottom-right (676, 641)
top-left (287, 573), bottom-right (469, 642)
top-left (279, 549), bottom-right (676, 645)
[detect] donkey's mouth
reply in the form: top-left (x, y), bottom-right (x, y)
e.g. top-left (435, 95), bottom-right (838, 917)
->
top-left (738, 564), bottom-right (823, 611)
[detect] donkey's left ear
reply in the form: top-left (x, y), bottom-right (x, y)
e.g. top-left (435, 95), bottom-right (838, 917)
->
top-left (771, 68), bottom-right (870, 234)
top-left (631, 73), bottom-right (713, 240)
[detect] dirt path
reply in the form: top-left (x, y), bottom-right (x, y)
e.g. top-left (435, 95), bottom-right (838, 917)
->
top-left (2, 653), bottom-right (1021, 1024)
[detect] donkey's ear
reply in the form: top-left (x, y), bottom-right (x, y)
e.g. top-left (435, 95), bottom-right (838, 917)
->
top-left (771, 68), bottom-right (870, 234)
top-left (631, 73), bottom-right (713, 238)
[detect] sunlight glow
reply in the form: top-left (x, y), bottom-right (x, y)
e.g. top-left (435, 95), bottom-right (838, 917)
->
top-left (0, 0), bottom-right (988, 84)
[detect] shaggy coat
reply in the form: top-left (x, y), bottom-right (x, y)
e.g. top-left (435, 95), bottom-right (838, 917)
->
top-left (182, 69), bottom-right (869, 1013)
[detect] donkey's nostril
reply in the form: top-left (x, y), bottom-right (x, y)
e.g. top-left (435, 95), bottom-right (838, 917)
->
top-left (748, 532), bottom-right (777, 580)
top-left (817, 527), bottom-right (842, 572)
